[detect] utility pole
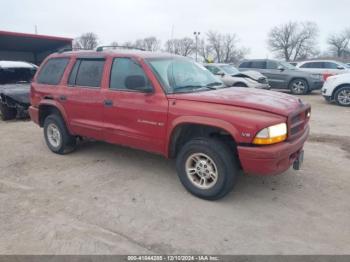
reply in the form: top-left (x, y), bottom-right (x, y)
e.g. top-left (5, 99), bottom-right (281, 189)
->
top-left (193, 31), bottom-right (200, 62)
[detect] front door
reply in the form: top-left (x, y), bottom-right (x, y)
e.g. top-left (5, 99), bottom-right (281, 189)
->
top-left (102, 57), bottom-right (168, 154)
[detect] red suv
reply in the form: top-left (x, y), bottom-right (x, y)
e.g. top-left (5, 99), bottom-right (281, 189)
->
top-left (30, 47), bottom-right (310, 200)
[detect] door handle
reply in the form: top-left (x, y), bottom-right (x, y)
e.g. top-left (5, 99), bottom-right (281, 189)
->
top-left (59, 95), bottom-right (67, 101)
top-left (104, 99), bottom-right (113, 107)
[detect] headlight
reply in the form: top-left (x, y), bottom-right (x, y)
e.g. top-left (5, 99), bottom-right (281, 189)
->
top-left (252, 123), bottom-right (287, 145)
top-left (310, 74), bottom-right (322, 80)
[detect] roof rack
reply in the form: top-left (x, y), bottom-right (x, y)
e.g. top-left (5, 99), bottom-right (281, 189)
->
top-left (57, 47), bottom-right (90, 53)
top-left (96, 45), bottom-right (145, 52)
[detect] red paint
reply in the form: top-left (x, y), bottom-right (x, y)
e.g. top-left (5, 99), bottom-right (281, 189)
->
top-left (30, 51), bottom-right (311, 176)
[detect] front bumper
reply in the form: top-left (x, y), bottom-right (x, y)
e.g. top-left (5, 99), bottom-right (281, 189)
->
top-left (237, 125), bottom-right (309, 176)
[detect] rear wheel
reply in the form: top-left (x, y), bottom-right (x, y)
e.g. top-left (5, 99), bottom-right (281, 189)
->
top-left (0, 103), bottom-right (17, 120)
top-left (44, 114), bottom-right (76, 154)
top-left (334, 86), bottom-right (350, 107)
top-left (176, 138), bottom-right (238, 200)
top-left (289, 79), bottom-right (309, 95)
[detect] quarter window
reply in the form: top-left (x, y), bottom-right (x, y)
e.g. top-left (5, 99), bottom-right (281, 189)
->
top-left (37, 58), bottom-right (69, 85)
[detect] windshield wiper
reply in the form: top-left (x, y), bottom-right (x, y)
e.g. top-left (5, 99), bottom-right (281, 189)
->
top-left (206, 82), bottom-right (223, 87)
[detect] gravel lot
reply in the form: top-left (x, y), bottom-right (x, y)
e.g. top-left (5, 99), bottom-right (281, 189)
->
top-left (0, 91), bottom-right (349, 255)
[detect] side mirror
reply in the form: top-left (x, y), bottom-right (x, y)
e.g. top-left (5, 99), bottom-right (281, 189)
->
top-left (337, 65), bottom-right (344, 70)
top-left (125, 75), bottom-right (153, 93)
top-left (277, 66), bottom-right (285, 71)
top-left (216, 71), bottom-right (225, 77)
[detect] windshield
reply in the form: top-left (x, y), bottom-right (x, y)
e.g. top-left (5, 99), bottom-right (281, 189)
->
top-left (219, 65), bottom-right (240, 75)
top-left (279, 61), bottom-right (296, 70)
top-left (0, 67), bottom-right (36, 85)
top-left (146, 57), bottom-right (224, 93)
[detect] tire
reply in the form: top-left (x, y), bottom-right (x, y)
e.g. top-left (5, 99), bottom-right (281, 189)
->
top-left (176, 138), bottom-right (239, 200)
top-left (0, 103), bottom-right (17, 121)
top-left (289, 79), bottom-right (309, 95)
top-left (43, 114), bottom-right (76, 154)
top-left (334, 86), bottom-right (350, 107)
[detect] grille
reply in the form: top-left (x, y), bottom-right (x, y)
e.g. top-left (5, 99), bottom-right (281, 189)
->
top-left (288, 106), bottom-right (310, 140)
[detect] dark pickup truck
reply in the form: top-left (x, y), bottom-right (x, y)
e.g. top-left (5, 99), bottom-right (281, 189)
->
top-left (0, 61), bottom-right (37, 120)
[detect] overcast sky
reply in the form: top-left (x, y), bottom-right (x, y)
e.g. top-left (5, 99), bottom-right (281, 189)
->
top-left (1, 0), bottom-right (349, 58)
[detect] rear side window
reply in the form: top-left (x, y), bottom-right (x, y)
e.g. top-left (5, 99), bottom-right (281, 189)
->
top-left (68, 59), bottom-right (105, 88)
top-left (110, 58), bottom-right (150, 91)
top-left (250, 60), bottom-right (266, 69)
top-left (37, 58), bottom-right (69, 85)
top-left (300, 62), bottom-right (323, 69)
top-left (239, 61), bottom-right (250, 68)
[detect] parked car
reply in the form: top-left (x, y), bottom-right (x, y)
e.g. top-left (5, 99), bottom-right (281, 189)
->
top-left (239, 59), bottom-right (324, 95)
top-left (296, 60), bottom-right (350, 75)
top-left (30, 48), bottom-right (310, 200)
top-left (0, 61), bottom-right (37, 120)
top-left (322, 73), bottom-right (350, 107)
top-left (203, 63), bottom-right (270, 89)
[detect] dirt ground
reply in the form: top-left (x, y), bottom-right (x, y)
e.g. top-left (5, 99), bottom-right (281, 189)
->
top-left (0, 91), bottom-right (349, 255)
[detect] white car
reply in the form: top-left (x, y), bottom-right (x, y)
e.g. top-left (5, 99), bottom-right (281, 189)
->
top-left (296, 60), bottom-right (350, 75)
top-left (322, 73), bottom-right (350, 106)
top-left (203, 63), bottom-right (270, 89)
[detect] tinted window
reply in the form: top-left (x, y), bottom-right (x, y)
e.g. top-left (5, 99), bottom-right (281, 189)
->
top-left (239, 61), bottom-right (250, 68)
top-left (324, 62), bottom-right (339, 69)
top-left (300, 62), bottom-right (323, 69)
top-left (250, 60), bottom-right (266, 69)
top-left (72, 59), bottom-right (105, 88)
top-left (110, 58), bottom-right (150, 91)
top-left (266, 61), bottom-right (278, 69)
top-left (37, 58), bottom-right (69, 85)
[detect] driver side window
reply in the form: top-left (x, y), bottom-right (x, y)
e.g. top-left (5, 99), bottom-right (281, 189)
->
top-left (110, 58), bottom-right (152, 92)
top-left (267, 61), bottom-right (278, 69)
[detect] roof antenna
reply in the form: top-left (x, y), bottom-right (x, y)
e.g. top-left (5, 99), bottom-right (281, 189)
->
top-left (35, 25), bottom-right (38, 34)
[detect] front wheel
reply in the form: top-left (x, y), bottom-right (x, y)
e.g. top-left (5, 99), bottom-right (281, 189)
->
top-left (176, 138), bottom-right (239, 200)
top-left (335, 86), bottom-right (350, 107)
top-left (44, 114), bottom-right (77, 154)
top-left (289, 79), bottom-right (309, 95)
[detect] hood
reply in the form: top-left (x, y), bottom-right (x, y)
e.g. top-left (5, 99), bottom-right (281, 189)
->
top-left (233, 70), bottom-right (266, 81)
top-left (168, 87), bottom-right (306, 116)
top-left (0, 83), bottom-right (31, 104)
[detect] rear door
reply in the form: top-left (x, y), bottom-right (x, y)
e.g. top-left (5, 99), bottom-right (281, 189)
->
top-left (102, 56), bottom-right (168, 154)
top-left (60, 58), bottom-right (106, 140)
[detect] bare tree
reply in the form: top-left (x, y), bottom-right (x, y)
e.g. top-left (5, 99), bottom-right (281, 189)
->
top-left (206, 31), bottom-right (249, 63)
top-left (327, 28), bottom-right (350, 58)
top-left (73, 32), bottom-right (99, 50)
top-left (165, 38), bottom-right (195, 56)
top-left (134, 37), bottom-right (161, 51)
top-left (198, 39), bottom-right (213, 62)
top-left (267, 21), bottom-right (319, 61)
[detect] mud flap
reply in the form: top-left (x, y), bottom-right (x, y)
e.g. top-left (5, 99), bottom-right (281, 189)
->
top-left (293, 150), bottom-right (304, 170)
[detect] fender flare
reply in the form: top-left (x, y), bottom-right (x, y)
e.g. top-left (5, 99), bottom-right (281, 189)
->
top-left (166, 116), bottom-right (240, 157)
top-left (38, 100), bottom-right (74, 134)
